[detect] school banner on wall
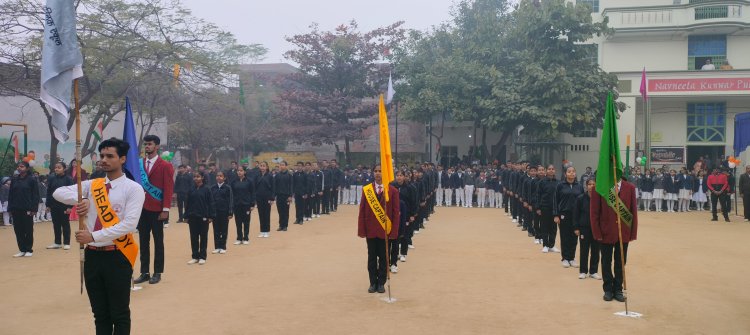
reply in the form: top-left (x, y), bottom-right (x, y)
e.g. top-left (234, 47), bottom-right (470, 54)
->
top-left (650, 146), bottom-right (685, 164)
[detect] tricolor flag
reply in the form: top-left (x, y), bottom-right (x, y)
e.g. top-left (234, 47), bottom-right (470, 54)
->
top-left (595, 92), bottom-right (633, 228)
top-left (639, 68), bottom-right (647, 101)
top-left (40, 0), bottom-right (84, 143)
top-left (378, 94), bottom-right (394, 202)
top-left (92, 120), bottom-right (104, 142)
top-left (386, 72), bottom-right (396, 105)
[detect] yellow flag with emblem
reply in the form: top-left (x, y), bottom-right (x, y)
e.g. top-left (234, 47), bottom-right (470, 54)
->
top-left (378, 94), bottom-right (394, 202)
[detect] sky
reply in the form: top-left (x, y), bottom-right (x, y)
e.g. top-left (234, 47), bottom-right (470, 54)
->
top-left (180, 0), bottom-right (458, 64)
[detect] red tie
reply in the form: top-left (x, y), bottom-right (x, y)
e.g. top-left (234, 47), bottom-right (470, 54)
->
top-left (146, 160), bottom-right (152, 174)
top-left (377, 185), bottom-right (383, 194)
top-left (93, 183), bottom-right (112, 231)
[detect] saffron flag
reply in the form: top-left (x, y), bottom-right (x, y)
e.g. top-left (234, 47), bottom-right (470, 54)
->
top-left (595, 92), bottom-right (633, 228)
top-left (40, 0), bottom-right (84, 142)
top-left (386, 72), bottom-right (396, 105)
top-left (639, 68), bottom-right (647, 101)
top-left (378, 94), bottom-right (394, 202)
top-left (122, 97), bottom-right (141, 183)
top-left (12, 135), bottom-right (19, 162)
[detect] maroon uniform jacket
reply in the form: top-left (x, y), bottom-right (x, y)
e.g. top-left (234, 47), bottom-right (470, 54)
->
top-left (590, 180), bottom-right (638, 244)
top-left (358, 183), bottom-right (400, 239)
top-left (142, 157), bottom-right (175, 213)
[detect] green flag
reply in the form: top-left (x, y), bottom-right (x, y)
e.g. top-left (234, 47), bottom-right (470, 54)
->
top-left (595, 92), bottom-right (633, 227)
top-left (239, 80), bottom-right (245, 106)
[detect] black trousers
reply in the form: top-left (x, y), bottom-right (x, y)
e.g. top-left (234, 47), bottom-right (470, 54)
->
top-left (559, 214), bottom-right (577, 261)
top-left (322, 189), bottom-right (331, 213)
top-left (176, 193), bottom-right (188, 221)
top-left (533, 212), bottom-right (542, 239)
top-left (600, 242), bottom-right (629, 294)
top-left (213, 213), bottom-right (229, 249)
top-left (332, 188), bottom-right (339, 211)
top-left (541, 208), bottom-right (557, 248)
top-left (401, 222), bottom-right (414, 254)
top-left (276, 195), bottom-right (290, 228)
top-left (744, 194), bottom-right (750, 220)
top-left (294, 194), bottom-right (306, 222)
top-left (389, 238), bottom-right (399, 266)
top-left (503, 191), bottom-right (509, 213)
top-left (711, 192), bottom-right (730, 218)
top-left (84, 249), bottom-right (132, 335)
top-left (366, 238), bottom-right (388, 286)
top-left (257, 200), bottom-right (271, 233)
top-left (579, 230), bottom-right (600, 274)
top-left (137, 210), bottom-right (164, 275)
top-left (311, 195), bottom-right (320, 215)
top-left (233, 206), bottom-right (251, 241)
top-left (523, 208), bottom-right (533, 232)
top-left (187, 217), bottom-right (208, 260)
top-left (305, 195), bottom-right (314, 217)
top-left (51, 207), bottom-right (70, 245)
top-left (11, 211), bottom-right (34, 253)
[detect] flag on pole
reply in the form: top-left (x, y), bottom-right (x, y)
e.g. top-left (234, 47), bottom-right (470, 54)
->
top-left (40, 0), bottom-right (84, 143)
top-left (12, 135), bottom-right (19, 162)
top-left (386, 72), bottom-right (396, 105)
top-left (378, 94), bottom-right (394, 202)
top-left (595, 92), bottom-right (634, 228)
top-left (92, 120), bottom-right (104, 142)
top-left (123, 97), bottom-right (141, 183)
top-left (639, 68), bottom-right (648, 101)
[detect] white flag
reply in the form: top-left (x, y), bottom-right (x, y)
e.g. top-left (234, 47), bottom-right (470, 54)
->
top-left (386, 72), bottom-right (396, 105)
top-left (40, 0), bottom-right (84, 143)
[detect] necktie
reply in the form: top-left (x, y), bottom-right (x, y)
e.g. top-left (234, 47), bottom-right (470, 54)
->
top-left (146, 160), bottom-right (152, 174)
top-left (93, 183), bottom-right (112, 231)
top-left (377, 185), bottom-right (383, 194)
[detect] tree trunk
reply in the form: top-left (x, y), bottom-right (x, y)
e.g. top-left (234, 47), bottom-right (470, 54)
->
top-left (493, 131), bottom-right (511, 163)
top-left (344, 136), bottom-right (351, 166)
top-left (481, 126), bottom-right (488, 164)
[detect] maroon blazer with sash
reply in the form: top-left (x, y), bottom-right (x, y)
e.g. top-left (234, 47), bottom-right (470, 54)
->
top-left (358, 183), bottom-right (400, 239)
top-left (142, 157), bottom-right (175, 213)
top-left (590, 180), bottom-right (638, 244)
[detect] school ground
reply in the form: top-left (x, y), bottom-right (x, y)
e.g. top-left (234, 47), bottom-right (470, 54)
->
top-left (0, 204), bottom-right (748, 334)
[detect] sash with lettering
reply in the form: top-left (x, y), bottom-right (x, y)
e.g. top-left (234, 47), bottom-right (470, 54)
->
top-left (139, 158), bottom-right (163, 201)
top-left (91, 178), bottom-right (139, 267)
top-left (362, 183), bottom-right (392, 234)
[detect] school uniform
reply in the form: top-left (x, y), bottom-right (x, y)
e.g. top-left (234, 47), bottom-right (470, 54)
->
top-left (210, 182), bottom-right (233, 250)
top-left (450, 172), bottom-right (463, 207)
top-left (232, 177), bottom-right (255, 242)
top-left (173, 171), bottom-right (193, 222)
top-left (462, 172), bottom-right (476, 208)
top-left (255, 172), bottom-right (275, 233)
top-left (357, 182), bottom-right (400, 292)
top-left (185, 184), bottom-right (215, 260)
top-left (274, 170), bottom-right (293, 230)
top-left (573, 192), bottom-right (599, 276)
top-left (53, 174), bottom-right (145, 334)
top-left (137, 156), bottom-right (174, 280)
top-left (738, 172), bottom-right (750, 220)
top-left (46, 173), bottom-right (74, 246)
top-left (692, 176), bottom-right (709, 210)
top-left (8, 173), bottom-right (40, 254)
top-left (436, 170), bottom-right (444, 206)
top-left (292, 170), bottom-right (308, 224)
top-left (554, 179), bottom-right (583, 263)
top-left (476, 177), bottom-right (487, 208)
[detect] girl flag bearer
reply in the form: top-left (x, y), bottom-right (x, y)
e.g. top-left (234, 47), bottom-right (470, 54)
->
top-left (186, 172), bottom-right (215, 265)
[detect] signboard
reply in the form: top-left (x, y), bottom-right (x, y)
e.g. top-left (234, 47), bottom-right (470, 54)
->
top-left (649, 78), bottom-right (750, 92)
top-left (650, 146), bottom-right (685, 164)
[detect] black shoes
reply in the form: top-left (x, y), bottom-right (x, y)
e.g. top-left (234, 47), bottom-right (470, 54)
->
top-left (368, 285), bottom-right (376, 293)
top-left (133, 273), bottom-right (150, 284)
top-left (277, 227), bottom-right (287, 231)
top-left (711, 217), bottom-right (718, 221)
top-left (377, 285), bottom-right (385, 293)
top-left (724, 216), bottom-right (731, 222)
top-left (527, 232), bottom-right (534, 237)
top-left (603, 291), bottom-right (614, 301)
top-left (614, 292), bottom-right (626, 302)
top-left (149, 273), bottom-right (161, 284)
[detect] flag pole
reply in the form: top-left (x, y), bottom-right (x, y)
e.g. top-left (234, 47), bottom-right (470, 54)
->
top-left (74, 79), bottom-right (86, 295)
top-left (612, 155), bottom-right (629, 314)
top-left (384, 219), bottom-right (392, 302)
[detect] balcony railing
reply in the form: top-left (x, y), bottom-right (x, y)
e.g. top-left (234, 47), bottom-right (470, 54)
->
top-left (603, 1), bottom-right (749, 31)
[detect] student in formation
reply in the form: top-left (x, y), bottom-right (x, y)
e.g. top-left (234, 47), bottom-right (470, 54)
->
top-left (664, 169), bottom-right (680, 213)
top-left (639, 169), bottom-right (654, 212)
top-left (9, 161), bottom-right (40, 257)
top-left (255, 162), bottom-right (275, 237)
top-left (537, 165), bottom-right (559, 253)
top-left (45, 162), bottom-right (74, 250)
top-left (304, 162), bottom-right (316, 221)
top-left (652, 170), bottom-right (665, 212)
top-left (186, 172), bottom-right (214, 265)
top-left (357, 165), bottom-right (400, 294)
top-left (273, 161), bottom-right (293, 231)
top-left (476, 171), bottom-right (487, 208)
top-left (553, 166), bottom-right (583, 268)
top-left (692, 170), bottom-right (708, 211)
top-left (393, 170), bottom-right (416, 263)
top-left (53, 138), bottom-right (145, 333)
top-left (232, 166), bottom-right (255, 245)
top-left (292, 162), bottom-right (308, 225)
top-left (573, 179), bottom-right (601, 280)
top-left (678, 168), bottom-right (694, 212)
top-left (210, 171), bottom-right (233, 254)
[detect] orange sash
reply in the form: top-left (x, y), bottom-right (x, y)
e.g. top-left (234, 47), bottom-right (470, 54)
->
top-left (91, 178), bottom-right (139, 268)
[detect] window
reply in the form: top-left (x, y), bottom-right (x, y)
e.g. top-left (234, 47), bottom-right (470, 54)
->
top-left (573, 125), bottom-right (598, 138)
top-left (577, 0), bottom-right (599, 12)
top-left (688, 35), bottom-right (727, 70)
top-left (687, 102), bottom-right (726, 142)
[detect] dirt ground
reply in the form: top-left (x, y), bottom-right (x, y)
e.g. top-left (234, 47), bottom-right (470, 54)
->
top-left (0, 203), bottom-right (748, 334)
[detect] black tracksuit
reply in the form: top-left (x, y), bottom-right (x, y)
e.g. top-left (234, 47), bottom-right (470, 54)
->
top-left (46, 174), bottom-right (74, 245)
top-left (537, 177), bottom-right (558, 249)
top-left (274, 170), bottom-right (293, 229)
top-left (554, 179), bottom-right (584, 262)
top-left (186, 184), bottom-right (215, 260)
top-left (173, 172), bottom-right (193, 221)
top-left (210, 183), bottom-right (233, 250)
top-left (292, 170), bottom-right (308, 224)
top-left (232, 177), bottom-right (255, 242)
top-left (255, 172), bottom-right (275, 233)
top-left (573, 192), bottom-right (599, 275)
top-left (8, 173), bottom-right (40, 253)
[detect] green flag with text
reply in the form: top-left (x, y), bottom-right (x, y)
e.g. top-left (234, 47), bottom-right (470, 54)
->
top-left (595, 92), bottom-right (633, 227)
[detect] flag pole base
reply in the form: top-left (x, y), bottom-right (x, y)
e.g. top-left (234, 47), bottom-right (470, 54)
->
top-left (380, 296), bottom-right (397, 303)
top-left (614, 311), bottom-right (643, 318)
top-left (131, 285), bottom-right (143, 291)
